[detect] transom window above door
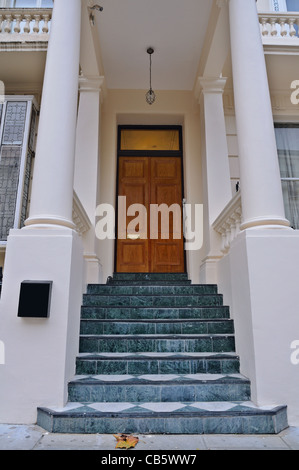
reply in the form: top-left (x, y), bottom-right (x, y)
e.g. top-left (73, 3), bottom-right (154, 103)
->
top-left (120, 128), bottom-right (181, 152)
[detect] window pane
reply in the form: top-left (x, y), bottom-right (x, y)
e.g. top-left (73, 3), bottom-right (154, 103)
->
top-left (13, 0), bottom-right (53, 7)
top-left (2, 102), bottom-right (27, 146)
top-left (275, 125), bottom-right (299, 229)
top-left (281, 181), bottom-right (299, 229)
top-left (41, 0), bottom-right (53, 7)
top-left (0, 146), bottom-right (22, 240)
top-left (14, 0), bottom-right (37, 7)
top-left (287, 0), bottom-right (299, 11)
top-left (275, 126), bottom-right (299, 178)
top-left (120, 129), bottom-right (180, 151)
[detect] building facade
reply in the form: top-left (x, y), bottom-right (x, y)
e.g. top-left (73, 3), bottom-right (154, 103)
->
top-left (0, 0), bottom-right (299, 431)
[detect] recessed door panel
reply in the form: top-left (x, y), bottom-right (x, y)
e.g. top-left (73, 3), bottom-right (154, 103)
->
top-left (116, 156), bottom-right (184, 273)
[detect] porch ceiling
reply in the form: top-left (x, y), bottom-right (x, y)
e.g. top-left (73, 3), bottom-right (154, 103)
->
top-left (95, 0), bottom-right (213, 91)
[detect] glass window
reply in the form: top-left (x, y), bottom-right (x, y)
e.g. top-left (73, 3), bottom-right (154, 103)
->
top-left (275, 124), bottom-right (299, 229)
top-left (286, 0), bottom-right (299, 11)
top-left (13, 0), bottom-right (53, 7)
top-left (120, 129), bottom-right (181, 152)
top-left (2, 102), bottom-right (27, 146)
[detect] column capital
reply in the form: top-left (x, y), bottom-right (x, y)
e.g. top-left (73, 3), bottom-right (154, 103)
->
top-left (79, 75), bottom-right (106, 103)
top-left (195, 76), bottom-right (227, 102)
top-left (79, 75), bottom-right (105, 92)
top-left (199, 76), bottom-right (227, 92)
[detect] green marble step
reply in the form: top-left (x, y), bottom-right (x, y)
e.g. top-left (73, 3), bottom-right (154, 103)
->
top-left (79, 334), bottom-right (236, 354)
top-left (107, 280), bottom-right (192, 286)
top-left (112, 273), bottom-right (189, 281)
top-left (67, 374), bottom-right (251, 403)
top-left (37, 403), bottom-right (288, 434)
top-left (80, 306), bottom-right (230, 320)
top-left (76, 352), bottom-right (240, 376)
top-left (87, 284), bottom-right (218, 295)
top-left (79, 319), bottom-right (234, 336)
top-left (83, 294), bottom-right (223, 308)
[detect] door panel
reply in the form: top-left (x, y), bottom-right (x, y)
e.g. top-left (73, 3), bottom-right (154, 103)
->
top-left (150, 158), bottom-right (184, 272)
top-left (117, 157), bottom-right (150, 272)
top-left (116, 156), bottom-right (185, 273)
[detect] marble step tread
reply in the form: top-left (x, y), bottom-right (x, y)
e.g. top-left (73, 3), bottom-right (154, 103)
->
top-left (106, 280), bottom-right (192, 286)
top-left (82, 294), bottom-right (223, 308)
top-left (79, 334), bottom-right (236, 354)
top-left (79, 333), bottom-right (235, 339)
top-left (81, 305), bottom-right (230, 320)
top-left (77, 351), bottom-right (239, 359)
top-left (111, 273), bottom-right (189, 281)
top-left (76, 351), bottom-right (240, 375)
top-left (86, 285), bottom-right (218, 295)
top-left (67, 373), bottom-right (251, 404)
top-left (69, 372), bottom-right (249, 385)
top-left (79, 319), bottom-right (235, 336)
top-left (37, 401), bottom-right (288, 434)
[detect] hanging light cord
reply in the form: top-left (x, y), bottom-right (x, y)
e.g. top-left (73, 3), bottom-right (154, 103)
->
top-left (146, 47), bottom-right (156, 105)
top-left (149, 53), bottom-right (153, 92)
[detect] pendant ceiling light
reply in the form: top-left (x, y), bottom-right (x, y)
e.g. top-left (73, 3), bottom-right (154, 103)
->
top-left (146, 47), bottom-right (156, 105)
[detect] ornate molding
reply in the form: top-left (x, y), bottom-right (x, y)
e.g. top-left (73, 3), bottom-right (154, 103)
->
top-left (72, 191), bottom-right (92, 236)
top-left (212, 191), bottom-right (242, 255)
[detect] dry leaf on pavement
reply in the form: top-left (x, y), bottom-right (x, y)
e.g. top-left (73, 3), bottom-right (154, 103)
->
top-left (113, 434), bottom-right (139, 449)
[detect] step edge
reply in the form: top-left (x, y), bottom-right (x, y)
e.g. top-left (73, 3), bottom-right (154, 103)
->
top-left (37, 404), bottom-right (287, 419)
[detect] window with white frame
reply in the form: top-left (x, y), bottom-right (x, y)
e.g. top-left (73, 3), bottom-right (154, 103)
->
top-left (0, 97), bottom-right (37, 241)
top-left (275, 124), bottom-right (299, 229)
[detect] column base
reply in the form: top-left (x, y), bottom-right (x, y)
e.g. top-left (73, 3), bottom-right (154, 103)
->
top-left (0, 228), bottom-right (84, 424)
top-left (24, 215), bottom-right (76, 231)
top-left (241, 216), bottom-right (291, 230)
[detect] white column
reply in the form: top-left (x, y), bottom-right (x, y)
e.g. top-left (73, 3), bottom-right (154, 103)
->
top-left (198, 77), bottom-right (232, 283)
top-left (74, 75), bottom-right (104, 284)
top-left (25, 0), bottom-right (82, 229)
top-left (228, 0), bottom-right (289, 230)
top-left (74, 76), bottom-right (104, 222)
top-left (0, 0), bottom-right (85, 424)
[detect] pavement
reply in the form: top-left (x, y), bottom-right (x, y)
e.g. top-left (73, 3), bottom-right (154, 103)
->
top-left (0, 424), bottom-right (299, 451)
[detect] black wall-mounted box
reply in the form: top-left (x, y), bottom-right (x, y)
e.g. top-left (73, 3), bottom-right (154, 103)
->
top-left (17, 281), bottom-right (53, 318)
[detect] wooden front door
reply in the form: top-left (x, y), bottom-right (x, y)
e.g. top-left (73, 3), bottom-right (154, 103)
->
top-left (116, 156), bottom-right (185, 273)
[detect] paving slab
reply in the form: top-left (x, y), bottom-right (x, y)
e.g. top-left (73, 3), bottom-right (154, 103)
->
top-left (203, 434), bottom-right (290, 450)
top-left (0, 424), bottom-right (43, 450)
top-left (0, 424), bottom-right (299, 450)
top-left (280, 427), bottom-right (299, 450)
